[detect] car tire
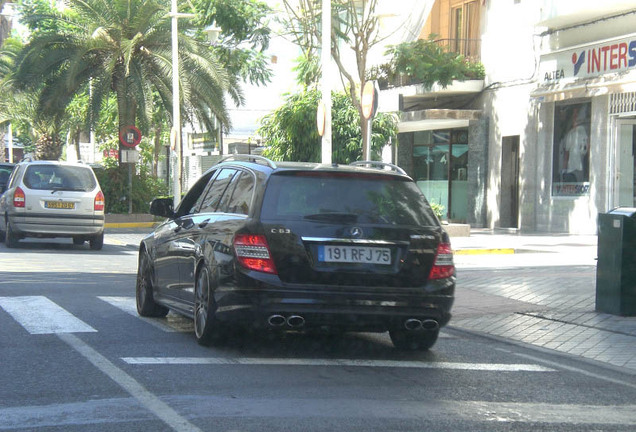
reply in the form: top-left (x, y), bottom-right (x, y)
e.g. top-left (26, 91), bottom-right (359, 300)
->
top-left (194, 265), bottom-right (226, 346)
top-left (5, 220), bottom-right (19, 248)
top-left (89, 233), bottom-right (104, 250)
top-left (136, 250), bottom-right (169, 318)
top-left (73, 237), bottom-right (85, 245)
top-left (389, 329), bottom-right (439, 351)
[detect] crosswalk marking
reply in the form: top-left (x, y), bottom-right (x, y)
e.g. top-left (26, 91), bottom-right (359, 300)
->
top-left (0, 296), bottom-right (96, 334)
top-left (120, 356), bottom-right (556, 371)
top-left (98, 296), bottom-right (191, 333)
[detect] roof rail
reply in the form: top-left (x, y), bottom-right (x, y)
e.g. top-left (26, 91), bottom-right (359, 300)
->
top-left (220, 154), bottom-right (277, 169)
top-left (349, 161), bottom-right (407, 176)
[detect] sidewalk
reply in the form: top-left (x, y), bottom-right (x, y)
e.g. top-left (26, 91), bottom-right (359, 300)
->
top-left (451, 229), bottom-right (636, 374)
top-left (105, 226), bottom-right (636, 375)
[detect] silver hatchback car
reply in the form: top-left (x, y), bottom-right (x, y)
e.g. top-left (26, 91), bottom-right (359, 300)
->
top-left (0, 161), bottom-right (105, 249)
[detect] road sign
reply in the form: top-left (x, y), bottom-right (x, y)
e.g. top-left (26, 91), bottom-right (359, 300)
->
top-left (316, 101), bottom-right (326, 137)
top-left (361, 81), bottom-right (378, 120)
top-left (119, 125), bottom-right (142, 148)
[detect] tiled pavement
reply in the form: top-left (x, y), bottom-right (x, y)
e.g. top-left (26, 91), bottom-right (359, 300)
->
top-left (106, 227), bottom-right (636, 374)
top-left (451, 231), bottom-right (636, 374)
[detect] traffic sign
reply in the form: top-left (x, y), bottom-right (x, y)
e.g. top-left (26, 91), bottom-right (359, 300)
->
top-left (316, 101), bottom-right (326, 137)
top-left (361, 81), bottom-right (378, 120)
top-left (119, 125), bottom-right (142, 148)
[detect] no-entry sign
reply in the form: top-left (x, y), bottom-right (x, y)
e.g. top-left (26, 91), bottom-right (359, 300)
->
top-left (119, 125), bottom-right (142, 148)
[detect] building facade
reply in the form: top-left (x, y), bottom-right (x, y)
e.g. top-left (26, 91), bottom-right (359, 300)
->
top-left (385, 0), bottom-right (636, 234)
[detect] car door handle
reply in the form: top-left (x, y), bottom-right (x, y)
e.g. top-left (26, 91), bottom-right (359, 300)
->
top-left (198, 218), bottom-right (210, 228)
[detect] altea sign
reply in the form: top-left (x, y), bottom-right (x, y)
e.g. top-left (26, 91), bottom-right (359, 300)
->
top-left (540, 34), bottom-right (636, 82)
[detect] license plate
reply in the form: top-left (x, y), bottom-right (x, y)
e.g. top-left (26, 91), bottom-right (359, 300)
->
top-left (318, 245), bottom-right (391, 265)
top-left (45, 201), bottom-right (75, 209)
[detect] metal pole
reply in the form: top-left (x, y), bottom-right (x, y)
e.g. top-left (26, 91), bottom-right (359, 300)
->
top-left (8, 123), bottom-right (13, 163)
top-left (364, 118), bottom-right (372, 161)
top-left (321, 0), bottom-right (332, 164)
top-left (171, 0), bottom-right (182, 208)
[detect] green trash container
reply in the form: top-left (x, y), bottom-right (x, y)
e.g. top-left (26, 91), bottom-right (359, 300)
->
top-left (596, 207), bottom-right (636, 316)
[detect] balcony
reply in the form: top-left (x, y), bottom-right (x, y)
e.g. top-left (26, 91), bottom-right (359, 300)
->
top-left (433, 38), bottom-right (481, 63)
top-left (374, 38), bottom-right (483, 91)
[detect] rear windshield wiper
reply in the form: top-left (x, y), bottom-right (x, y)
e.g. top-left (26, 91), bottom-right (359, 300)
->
top-left (303, 212), bottom-right (359, 223)
top-left (50, 186), bottom-right (85, 193)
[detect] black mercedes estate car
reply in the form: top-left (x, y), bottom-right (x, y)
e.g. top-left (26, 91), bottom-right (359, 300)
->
top-left (136, 156), bottom-right (455, 350)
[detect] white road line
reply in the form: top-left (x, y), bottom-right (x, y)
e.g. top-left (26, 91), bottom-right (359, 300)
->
top-left (98, 296), bottom-right (191, 333)
top-left (58, 333), bottom-right (202, 432)
top-left (513, 351), bottom-right (636, 391)
top-left (121, 357), bottom-right (555, 371)
top-left (0, 296), bottom-right (96, 334)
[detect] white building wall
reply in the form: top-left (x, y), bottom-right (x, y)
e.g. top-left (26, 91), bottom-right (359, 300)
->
top-left (481, 0), bottom-right (636, 233)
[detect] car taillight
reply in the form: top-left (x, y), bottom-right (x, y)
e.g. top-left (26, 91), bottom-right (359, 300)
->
top-left (13, 187), bottom-right (25, 208)
top-left (429, 242), bottom-right (455, 280)
top-left (94, 191), bottom-right (105, 211)
top-left (234, 234), bottom-right (277, 274)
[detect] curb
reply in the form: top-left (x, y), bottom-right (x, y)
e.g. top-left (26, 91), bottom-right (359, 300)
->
top-left (105, 222), bottom-right (158, 229)
top-left (453, 248), bottom-right (515, 255)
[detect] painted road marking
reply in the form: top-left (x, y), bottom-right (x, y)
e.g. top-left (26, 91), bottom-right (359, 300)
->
top-left (121, 357), bottom-right (555, 371)
top-left (0, 296), bottom-right (96, 334)
top-left (1, 397), bottom-right (635, 428)
top-left (98, 296), bottom-right (191, 333)
top-left (58, 333), bottom-right (202, 432)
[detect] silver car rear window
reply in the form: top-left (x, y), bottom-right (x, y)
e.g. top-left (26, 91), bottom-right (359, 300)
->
top-left (24, 165), bottom-right (97, 192)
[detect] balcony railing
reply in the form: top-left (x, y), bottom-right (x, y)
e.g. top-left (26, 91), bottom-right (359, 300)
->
top-left (434, 38), bottom-right (481, 62)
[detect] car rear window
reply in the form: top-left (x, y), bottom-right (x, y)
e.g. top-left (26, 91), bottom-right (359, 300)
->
top-left (261, 172), bottom-right (440, 226)
top-left (24, 165), bottom-right (97, 192)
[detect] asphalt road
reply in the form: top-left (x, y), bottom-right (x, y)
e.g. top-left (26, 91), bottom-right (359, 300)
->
top-left (1, 237), bottom-right (635, 431)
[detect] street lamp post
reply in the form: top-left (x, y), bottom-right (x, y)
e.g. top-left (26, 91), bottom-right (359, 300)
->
top-left (170, 0), bottom-right (195, 208)
top-left (321, 0), bottom-right (332, 164)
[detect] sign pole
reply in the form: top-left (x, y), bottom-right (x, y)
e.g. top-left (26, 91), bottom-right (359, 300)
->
top-left (361, 81), bottom-right (378, 161)
top-left (320, 0), bottom-right (332, 164)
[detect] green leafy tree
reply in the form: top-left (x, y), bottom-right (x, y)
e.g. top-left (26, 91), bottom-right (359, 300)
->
top-left (14, 0), bottom-right (235, 149)
top-left (280, 0), bottom-right (385, 159)
top-left (191, 0), bottom-right (273, 87)
top-left (259, 88), bottom-right (396, 164)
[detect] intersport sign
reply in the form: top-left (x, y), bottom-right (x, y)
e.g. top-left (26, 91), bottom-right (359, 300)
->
top-left (540, 34), bottom-right (636, 82)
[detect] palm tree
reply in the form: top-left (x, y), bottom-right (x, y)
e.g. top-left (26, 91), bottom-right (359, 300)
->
top-left (14, 0), bottom-right (236, 147)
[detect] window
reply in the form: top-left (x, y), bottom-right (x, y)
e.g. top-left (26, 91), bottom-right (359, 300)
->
top-left (178, 170), bottom-right (216, 216)
top-left (198, 169), bottom-right (237, 213)
top-left (410, 128), bottom-right (469, 222)
top-left (226, 172), bottom-right (255, 215)
top-left (552, 102), bottom-right (591, 196)
top-left (450, 1), bottom-right (480, 58)
top-left (24, 165), bottom-right (97, 191)
top-left (261, 173), bottom-right (439, 227)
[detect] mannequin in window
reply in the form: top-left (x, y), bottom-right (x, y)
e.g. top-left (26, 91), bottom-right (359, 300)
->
top-left (561, 106), bottom-right (589, 183)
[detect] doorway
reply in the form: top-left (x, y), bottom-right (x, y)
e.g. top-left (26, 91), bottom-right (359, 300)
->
top-left (616, 120), bottom-right (636, 207)
top-left (500, 136), bottom-right (520, 228)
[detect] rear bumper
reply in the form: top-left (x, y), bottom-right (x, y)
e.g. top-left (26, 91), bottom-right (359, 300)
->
top-left (11, 213), bottom-right (104, 237)
top-left (215, 277), bottom-right (455, 332)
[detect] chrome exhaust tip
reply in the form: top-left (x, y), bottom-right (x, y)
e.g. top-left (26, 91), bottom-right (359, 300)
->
top-left (404, 318), bottom-right (423, 331)
top-left (421, 319), bottom-right (440, 331)
top-left (268, 314), bottom-right (286, 327)
top-left (287, 315), bottom-right (305, 328)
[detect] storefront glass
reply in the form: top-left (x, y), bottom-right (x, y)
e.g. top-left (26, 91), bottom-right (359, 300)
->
top-left (412, 129), bottom-right (468, 221)
top-left (552, 102), bottom-right (591, 197)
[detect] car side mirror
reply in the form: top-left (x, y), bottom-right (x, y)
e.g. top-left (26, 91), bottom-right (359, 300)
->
top-left (149, 198), bottom-right (176, 219)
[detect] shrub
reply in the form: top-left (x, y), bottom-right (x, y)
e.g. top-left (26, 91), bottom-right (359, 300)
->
top-left (94, 165), bottom-right (168, 214)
